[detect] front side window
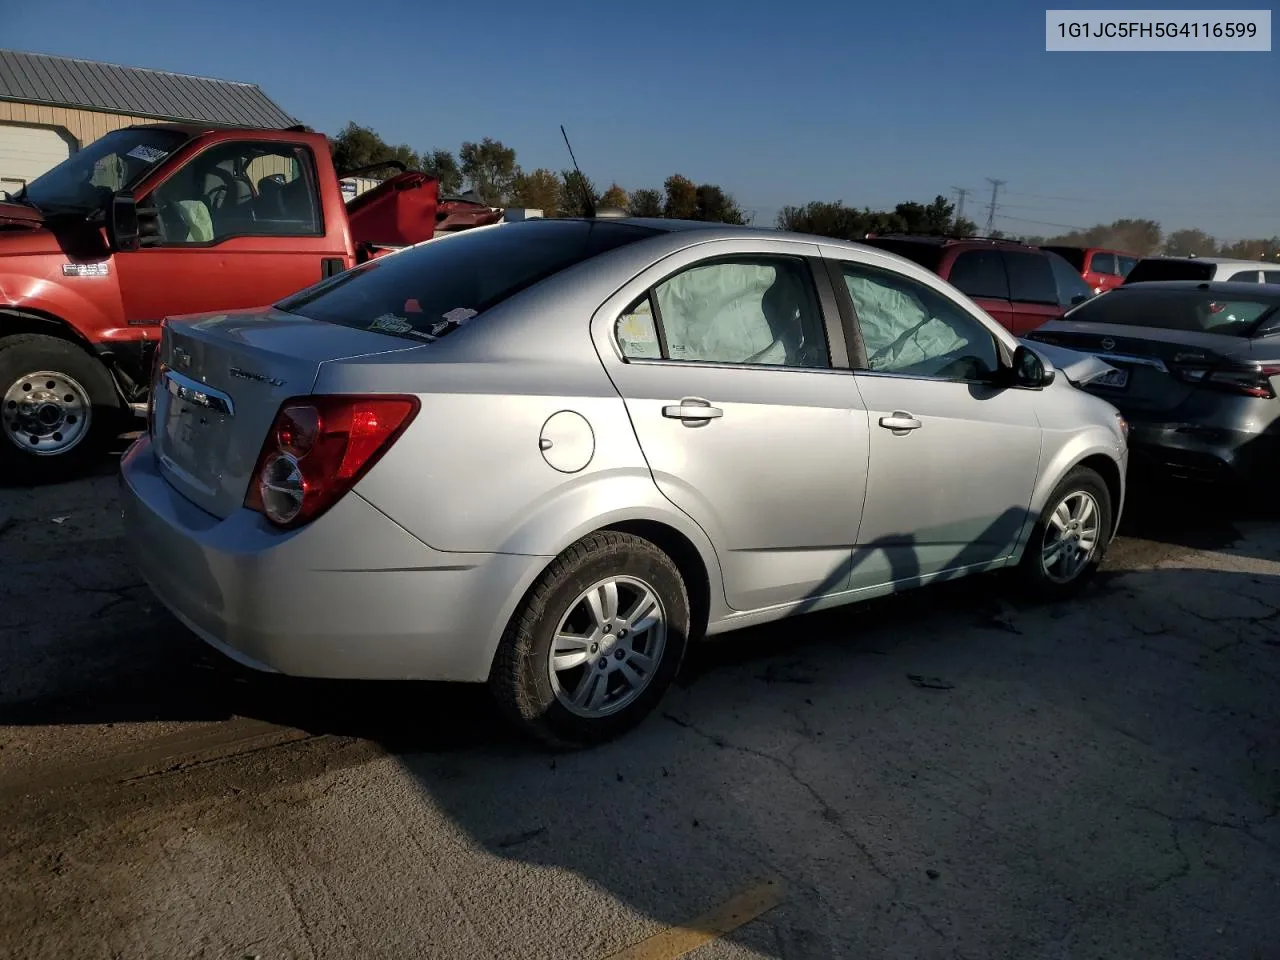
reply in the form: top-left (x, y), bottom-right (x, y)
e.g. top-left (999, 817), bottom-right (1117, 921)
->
top-left (616, 257), bottom-right (829, 368)
top-left (1004, 251), bottom-right (1060, 305)
top-left (948, 249), bottom-right (1009, 300)
top-left (1265, 271), bottom-right (1280, 284)
top-left (840, 261), bottom-right (999, 380)
top-left (1117, 255), bottom-right (1138, 276)
top-left (146, 141), bottom-right (321, 244)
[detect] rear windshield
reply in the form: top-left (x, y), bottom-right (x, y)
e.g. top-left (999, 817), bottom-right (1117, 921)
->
top-left (277, 219), bottom-right (661, 339)
top-left (859, 238), bottom-right (943, 273)
top-left (1042, 246), bottom-right (1084, 271)
top-left (1124, 259), bottom-right (1215, 284)
top-left (1066, 287), bottom-right (1280, 336)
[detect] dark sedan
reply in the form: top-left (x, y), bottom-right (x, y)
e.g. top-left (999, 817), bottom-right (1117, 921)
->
top-left (1026, 281), bottom-right (1280, 490)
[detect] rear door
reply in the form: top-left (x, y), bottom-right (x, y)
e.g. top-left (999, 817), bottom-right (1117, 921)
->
top-left (594, 238), bottom-right (869, 612)
top-left (117, 138), bottom-right (347, 325)
top-left (945, 248), bottom-right (1015, 331)
top-left (1002, 250), bottom-right (1063, 334)
top-left (826, 251), bottom-right (1041, 588)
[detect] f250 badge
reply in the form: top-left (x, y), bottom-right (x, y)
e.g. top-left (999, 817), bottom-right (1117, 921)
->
top-left (229, 366), bottom-right (285, 387)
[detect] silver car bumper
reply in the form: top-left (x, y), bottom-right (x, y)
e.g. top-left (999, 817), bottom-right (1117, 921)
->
top-left (119, 437), bottom-right (544, 682)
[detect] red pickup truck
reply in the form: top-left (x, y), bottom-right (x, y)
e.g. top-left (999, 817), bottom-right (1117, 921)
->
top-left (0, 122), bottom-right (499, 479)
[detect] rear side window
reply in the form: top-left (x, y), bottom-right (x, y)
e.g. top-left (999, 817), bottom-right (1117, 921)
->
top-left (948, 250), bottom-right (1008, 299)
top-left (1003, 251), bottom-right (1059, 305)
top-left (1065, 288), bottom-right (1280, 336)
top-left (1047, 252), bottom-right (1094, 305)
top-left (1124, 259), bottom-right (1215, 283)
top-left (616, 256), bottom-right (830, 369)
top-left (278, 220), bottom-right (660, 338)
top-left (1229, 269), bottom-right (1260, 282)
top-left (1090, 252), bottom-right (1118, 275)
top-left (1042, 246), bottom-right (1084, 271)
top-left (1266, 271), bottom-right (1280, 284)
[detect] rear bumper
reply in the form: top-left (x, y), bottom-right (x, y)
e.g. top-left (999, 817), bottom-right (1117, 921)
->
top-left (119, 437), bottom-right (546, 682)
top-left (1125, 419), bottom-right (1272, 484)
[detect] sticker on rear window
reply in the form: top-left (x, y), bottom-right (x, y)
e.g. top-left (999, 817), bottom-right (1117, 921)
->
top-left (442, 307), bottom-right (477, 325)
top-left (127, 145), bottom-right (169, 163)
top-left (368, 313), bottom-right (413, 334)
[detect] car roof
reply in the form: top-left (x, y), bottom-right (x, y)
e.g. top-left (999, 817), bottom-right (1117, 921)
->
top-left (1105, 280), bottom-right (1280, 298)
top-left (866, 233), bottom-right (1039, 250)
top-left (1136, 255), bottom-right (1266, 266)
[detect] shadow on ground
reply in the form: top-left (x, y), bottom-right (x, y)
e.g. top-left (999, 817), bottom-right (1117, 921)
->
top-left (3, 469), bottom-right (1280, 957)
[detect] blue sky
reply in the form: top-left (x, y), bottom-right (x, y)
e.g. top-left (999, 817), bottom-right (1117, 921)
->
top-left (7, 0), bottom-right (1277, 239)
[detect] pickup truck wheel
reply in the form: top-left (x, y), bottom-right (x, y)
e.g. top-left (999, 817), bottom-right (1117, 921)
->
top-left (490, 531), bottom-right (690, 750)
top-left (0, 334), bottom-right (121, 481)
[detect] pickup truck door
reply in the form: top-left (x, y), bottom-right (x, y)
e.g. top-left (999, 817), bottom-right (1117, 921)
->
top-left (115, 138), bottom-right (349, 326)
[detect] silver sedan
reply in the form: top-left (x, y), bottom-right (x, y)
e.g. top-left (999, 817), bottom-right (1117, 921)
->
top-left (120, 217), bottom-right (1129, 747)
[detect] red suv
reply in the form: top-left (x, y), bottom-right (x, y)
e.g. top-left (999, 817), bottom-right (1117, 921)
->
top-left (1041, 245), bottom-right (1138, 294)
top-left (859, 236), bottom-right (1094, 336)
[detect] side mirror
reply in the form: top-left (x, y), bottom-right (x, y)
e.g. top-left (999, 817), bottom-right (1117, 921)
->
top-left (1011, 344), bottom-right (1055, 388)
top-left (106, 191), bottom-right (140, 252)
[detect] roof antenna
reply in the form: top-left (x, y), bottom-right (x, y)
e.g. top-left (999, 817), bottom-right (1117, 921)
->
top-left (560, 125), bottom-right (595, 218)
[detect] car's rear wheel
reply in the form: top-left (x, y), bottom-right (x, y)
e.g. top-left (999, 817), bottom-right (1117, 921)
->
top-left (490, 531), bottom-right (690, 749)
top-left (0, 334), bottom-right (122, 482)
top-left (1017, 465), bottom-right (1112, 599)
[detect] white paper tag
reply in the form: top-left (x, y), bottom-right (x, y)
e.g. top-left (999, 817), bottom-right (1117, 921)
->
top-left (127, 145), bottom-right (169, 163)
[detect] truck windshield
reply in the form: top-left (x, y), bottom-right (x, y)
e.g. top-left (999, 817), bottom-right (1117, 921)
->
top-left (18, 128), bottom-right (187, 215)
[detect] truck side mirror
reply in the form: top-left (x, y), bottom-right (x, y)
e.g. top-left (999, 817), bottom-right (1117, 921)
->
top-left (107, 192), bottom-right (140, 252)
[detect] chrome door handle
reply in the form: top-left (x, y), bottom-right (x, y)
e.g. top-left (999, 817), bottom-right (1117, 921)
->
top-left (879, 411), bottom-right (921, 432)
top-left (662, 398), bottom-right (723, 422)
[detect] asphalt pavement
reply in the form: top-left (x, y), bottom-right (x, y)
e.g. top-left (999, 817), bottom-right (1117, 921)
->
top-left (1, 456), bottom-right (1277, 960)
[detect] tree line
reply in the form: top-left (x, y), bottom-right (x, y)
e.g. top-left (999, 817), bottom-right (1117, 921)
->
top-left (330, 122), bottom-right (1278, 259)
top-left (329, 122), bottom-right (747, 223)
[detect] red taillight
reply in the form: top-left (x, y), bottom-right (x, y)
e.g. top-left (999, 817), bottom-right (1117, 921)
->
top-left (244, 394), bottom-right (419, 528)
top-left (1175, 362), bottom-right (1280, 398)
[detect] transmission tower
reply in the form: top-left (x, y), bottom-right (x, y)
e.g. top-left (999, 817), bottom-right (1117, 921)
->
top-left (952, 186), bottom-right (969, 222)
top-left (984, 178), bottom-right (1006, 236)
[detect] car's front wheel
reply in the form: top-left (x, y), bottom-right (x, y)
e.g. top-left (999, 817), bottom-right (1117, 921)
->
top-left (490, 531), bottom-right (690, 749)
top-left (1017, 465), bottom-right (1113, 599)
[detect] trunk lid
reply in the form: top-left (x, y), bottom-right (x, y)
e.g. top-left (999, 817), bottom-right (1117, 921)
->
top-left (1019, 339), bottom-right (1117, 387)
top-left (1028, 320), bottom-right (1250, 415)
top-left (152, 308), bottom-right (424, 518)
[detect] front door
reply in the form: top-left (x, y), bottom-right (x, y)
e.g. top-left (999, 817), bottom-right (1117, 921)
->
top-left (598, 243), bottom-right (869, 612)
top-left (116, 138), bottom-right (345, 325)
top-left (831, 257), bottom-right (1042, 589)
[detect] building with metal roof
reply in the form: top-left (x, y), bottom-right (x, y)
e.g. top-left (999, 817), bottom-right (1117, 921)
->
top-left (0, 49), bottom-right (296, 194)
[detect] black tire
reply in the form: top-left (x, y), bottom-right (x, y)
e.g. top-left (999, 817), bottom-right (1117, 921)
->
top-left (490, 531), bottom-right (690, 749)
top-left (1016, 465), bottom-right (1113, 600)
top-left (0, 334), bottom-right (122, 483)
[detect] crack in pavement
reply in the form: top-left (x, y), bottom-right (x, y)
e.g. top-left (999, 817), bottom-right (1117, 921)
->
top-left (1130, 802), bottom-right (1279, 852)
top-left (660, 710), bottom-right (954, 944)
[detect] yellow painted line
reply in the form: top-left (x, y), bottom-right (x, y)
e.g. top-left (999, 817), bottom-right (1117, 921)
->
top-left (601, 877), bottom-right (785, 960)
